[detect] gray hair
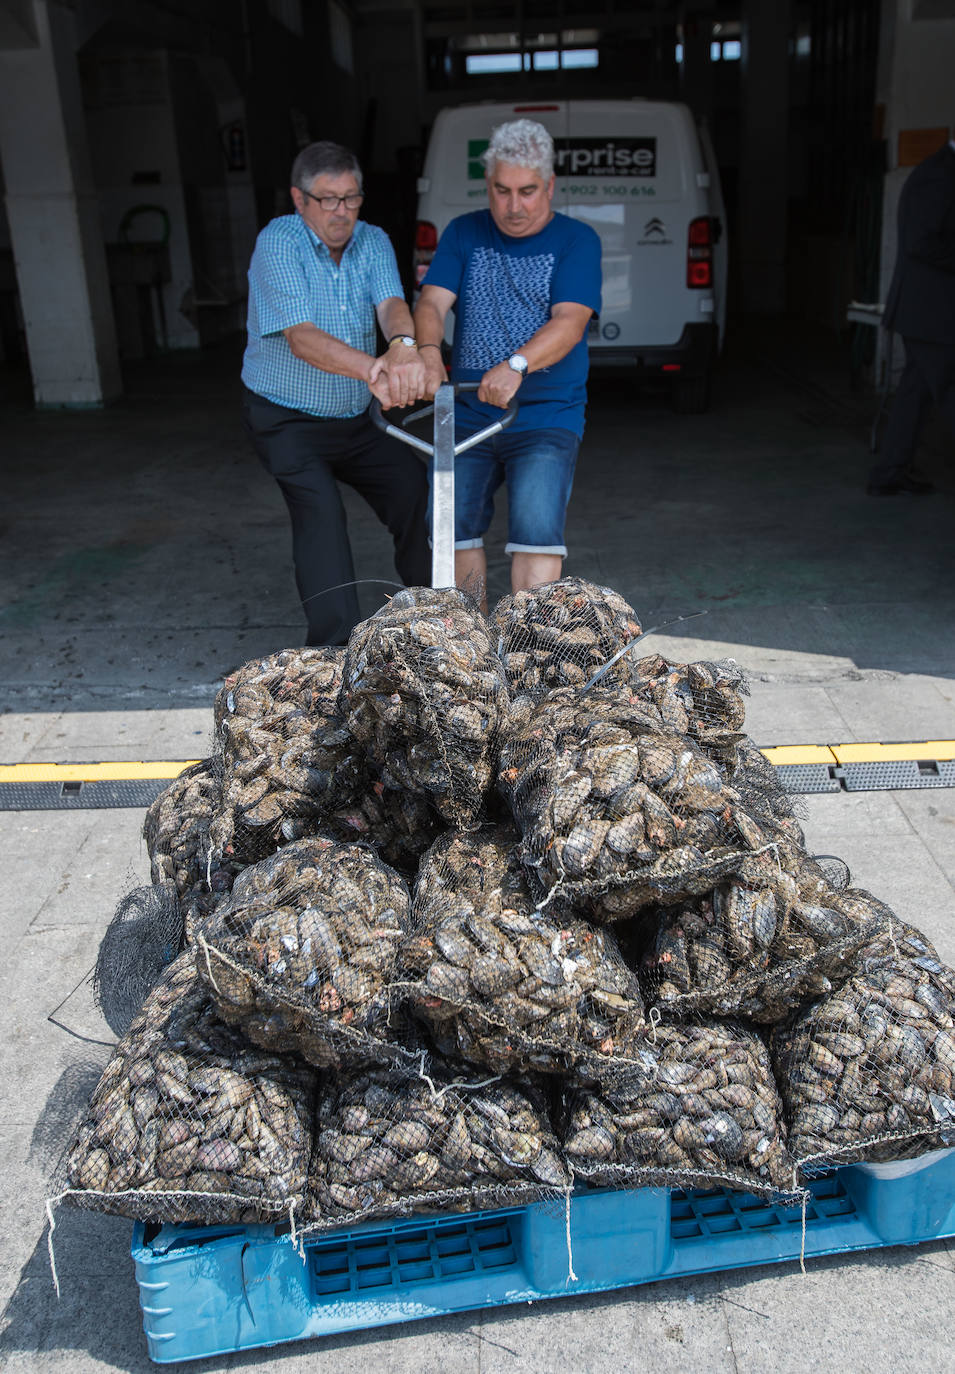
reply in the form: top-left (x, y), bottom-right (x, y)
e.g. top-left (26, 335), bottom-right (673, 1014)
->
top-left (481, 119), bottom-right (554, 180)
top-left (291, 141), bottom-right (362, 193)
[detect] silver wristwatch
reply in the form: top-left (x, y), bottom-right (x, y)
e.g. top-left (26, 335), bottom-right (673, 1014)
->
top-left (507, 352), bottom-right (528, 375)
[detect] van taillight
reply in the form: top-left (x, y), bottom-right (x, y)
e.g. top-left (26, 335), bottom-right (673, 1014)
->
top-left (416, 222), bottom-right (438, 251)
top-left (687, 216), bottom-right (712, 289)
top-left (414, 221), bottom-right (438, 287)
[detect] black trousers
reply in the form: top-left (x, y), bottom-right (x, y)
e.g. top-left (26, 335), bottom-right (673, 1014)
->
top-left (242, 388), bottom-right (431, 646)
top-left (870, 336), bottom-right (955, 485)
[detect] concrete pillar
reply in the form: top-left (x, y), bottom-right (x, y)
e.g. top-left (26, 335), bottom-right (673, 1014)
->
top-left (679, 19), bottom-right (716, 124)
top-left (737, 0), bottom-right (791, 313)
top-left (0, 0), bottom-right (121, 406)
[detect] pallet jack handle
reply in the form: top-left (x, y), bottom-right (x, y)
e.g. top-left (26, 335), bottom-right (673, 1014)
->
top-left (370, 382), bottom-right (518, 589)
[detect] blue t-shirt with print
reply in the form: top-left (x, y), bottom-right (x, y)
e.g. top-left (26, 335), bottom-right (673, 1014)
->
top-left (423, 209), bottom-right (601, 438)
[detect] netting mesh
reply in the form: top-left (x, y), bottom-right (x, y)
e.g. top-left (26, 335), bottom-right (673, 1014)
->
top-left (143, 759), bottom-right (220, 894)
top-left (210, 647), bottom-right (361, 865)
top-left (93, 882), bottom-right (184, 1037)
top-left (497, 683), bottom-right (771, 921)
top-left (625, 654), bottom-right (749, 765)
top-left (143, 759), bottom-right (239, 946)
top-left (304, 1053), bottom-right (569, 1231)
top-left (489, 577), bottom-right (643, 707)
top-left (196, 836), bottom-right (411, 1071)
top-left (342, 587), bottom-right (510, 827)
top-left (561, 1019), bottom-right (800, 1200)
top-left (402, 825), bottom-right (645, 1079)
top-left (60, 952), bottom-right (317, 1224)
top-left (771, 916), bottom-right (955, 1171)
top-left (322, 763), bottom-right (444, 877)
top-left (641, 859), bottom-right (886, 1023)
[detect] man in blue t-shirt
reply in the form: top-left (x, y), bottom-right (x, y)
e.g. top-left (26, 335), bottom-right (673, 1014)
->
top-left (414, 119), bottom-right (602, 603)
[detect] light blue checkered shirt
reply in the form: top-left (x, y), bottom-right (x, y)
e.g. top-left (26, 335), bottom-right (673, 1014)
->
top-left (242, 214), bottom-right (403, 417)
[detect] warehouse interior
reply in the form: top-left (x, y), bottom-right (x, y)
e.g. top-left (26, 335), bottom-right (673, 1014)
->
top-left (0, 0), bottom-right (953, 407)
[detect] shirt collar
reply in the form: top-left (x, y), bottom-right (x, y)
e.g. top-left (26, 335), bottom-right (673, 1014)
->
top-left (298, 212), bottom-right (362, 259)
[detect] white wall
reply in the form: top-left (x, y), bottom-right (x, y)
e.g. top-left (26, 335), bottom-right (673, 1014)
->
top-left (82, 51), bottom-right (200, 351)
top-left (882, 4), bottom-right (955, 162)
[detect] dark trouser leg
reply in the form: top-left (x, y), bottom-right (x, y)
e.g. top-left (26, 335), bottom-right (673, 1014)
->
top-left (869, 342), bottom-right (934, 486)
top-left (241, 391), bottom-right (360, 646)
top-left (912, 337), bottom-right (955, 438)
top-left (331, 420), bottom-right (432, 591)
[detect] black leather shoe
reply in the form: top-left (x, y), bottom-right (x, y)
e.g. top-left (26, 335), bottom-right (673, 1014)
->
top-left (867, 473), bottom-right (935, 495)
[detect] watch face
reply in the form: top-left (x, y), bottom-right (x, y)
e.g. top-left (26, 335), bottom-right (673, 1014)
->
top-left (508, 353), bottom-right (528, 374)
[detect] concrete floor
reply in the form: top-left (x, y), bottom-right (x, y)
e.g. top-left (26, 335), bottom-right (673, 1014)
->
top-left (0, 318), bottom-right (953, 1372)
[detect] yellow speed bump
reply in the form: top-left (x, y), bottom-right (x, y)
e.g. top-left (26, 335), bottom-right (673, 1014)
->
top-left (0, 761), bottom-right (200, 784)
top-left (831, 741), bottom-right (955, 764)
top-left (760, 745), bottom-right (837, 766)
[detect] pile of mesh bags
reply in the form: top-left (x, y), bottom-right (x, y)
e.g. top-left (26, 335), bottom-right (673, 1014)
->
top-left (62, 576), bottom-right (954, 1235)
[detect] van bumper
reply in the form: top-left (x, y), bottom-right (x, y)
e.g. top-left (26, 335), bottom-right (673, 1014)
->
top-left (588, 322), bottom-right (717, 377)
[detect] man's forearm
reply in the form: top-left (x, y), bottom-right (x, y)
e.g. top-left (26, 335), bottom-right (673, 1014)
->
top-left (284, 323), bottom-right (374, 380)
top-left (413, 297), bottom-right (447, 349)
top-left (517, 313), bottom-right (589, 372)
top-left (377, 302), bottom-right (417, 342)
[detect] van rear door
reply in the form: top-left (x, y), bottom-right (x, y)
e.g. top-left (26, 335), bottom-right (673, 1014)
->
top-left (559, 101), bottom-right (706, 353)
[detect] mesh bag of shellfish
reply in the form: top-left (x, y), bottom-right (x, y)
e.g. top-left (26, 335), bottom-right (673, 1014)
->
top-left (143, 759), bottom-right (221, 894)
top-left (341, 587), bottom-right (510, 828)
top-left (59, 951), bottom-right (317, 1225)
top-left (304, 1054), bottom-right (570, 1232)
top-left (195, 836), bottom-right (411, 1071)
top-left (322, 765), bottom-right (445, 878)
top-left (209, 647), bottom-right (363, 865)
top-left (561, 1019), bottom-right (802, 1202)
top-left (214, 646), bottom-right (346, 734)
top-left (498, 683), bottom-right (773, 922)
top-left (143, 760), bottom-right (240, 947)
top-left (624, 654), bottom-right (749, 766)
top-left (488, 577), bottom-right (643, 711)
top-left (771, 916), bottom-right (955, 1173)
top-left (93, 881), bottom-right (185, 1037)
top-left (641, 856), bottom-right (887, 1024)
top-left (723, 736), bottom-right (805, 832)
top-left (402, 826), bottom-right (646, 1079)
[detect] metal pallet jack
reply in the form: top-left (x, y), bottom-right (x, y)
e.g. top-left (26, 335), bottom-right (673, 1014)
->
top-left (371, 382), bottom-right (517, 589)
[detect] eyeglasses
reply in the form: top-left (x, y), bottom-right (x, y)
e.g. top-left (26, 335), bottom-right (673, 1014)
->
top-left (302, 189), bottom-right (364, 212)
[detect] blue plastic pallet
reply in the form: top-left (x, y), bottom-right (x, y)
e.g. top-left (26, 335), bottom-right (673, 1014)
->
top-left (132, 1150), bottom-right (955, 1364)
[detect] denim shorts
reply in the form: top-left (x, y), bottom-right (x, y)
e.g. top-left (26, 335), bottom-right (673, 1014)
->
top-left (448, 426), bottom-right (580, 555)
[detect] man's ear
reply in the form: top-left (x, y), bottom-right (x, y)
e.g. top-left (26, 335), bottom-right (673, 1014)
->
top-left (290, 187), bottom-right (304, 213)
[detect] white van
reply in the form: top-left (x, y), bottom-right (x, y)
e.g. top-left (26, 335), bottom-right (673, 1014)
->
top-left (414, 99), bottom-right (727, 413)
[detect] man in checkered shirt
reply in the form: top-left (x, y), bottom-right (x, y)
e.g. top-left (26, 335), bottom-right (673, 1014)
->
top-left (242, 141), bottom-right (430, 646)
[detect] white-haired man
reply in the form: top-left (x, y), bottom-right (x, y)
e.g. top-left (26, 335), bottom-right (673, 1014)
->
top-left (414, 119), bottom-right (602, 601)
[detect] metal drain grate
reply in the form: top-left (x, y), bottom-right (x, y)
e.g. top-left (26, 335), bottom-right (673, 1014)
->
top-left (310, 1215), bottom-right (519, 1297)
top-left (670, 1174), bottom-right (856, 1241)
top-left (839, 760), bottom-right (955, 792)
top-left (775, 764), bottom-right (842, 794)
top-left (0, 780), bottom-right (169, 810)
